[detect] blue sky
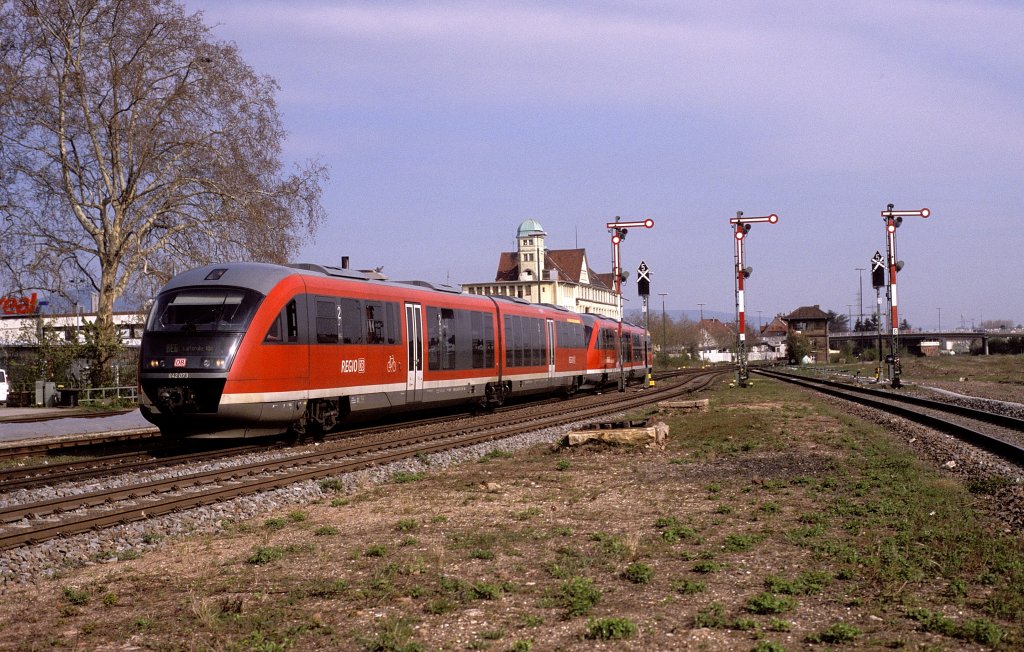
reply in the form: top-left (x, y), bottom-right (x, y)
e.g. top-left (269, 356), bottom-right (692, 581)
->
top-left (184, 0), bottom-right (1024, 330)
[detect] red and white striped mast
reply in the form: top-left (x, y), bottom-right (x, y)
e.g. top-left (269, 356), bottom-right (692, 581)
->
top-left (729, 211), bottom-right (778, 387)
top-left (606, 216), bottom-right (654, 391)
top-left (880, 204), bottom-right (930, 388)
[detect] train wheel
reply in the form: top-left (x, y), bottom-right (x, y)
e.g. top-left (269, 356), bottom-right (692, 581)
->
top-left (564, 378), bottom-right (579, 398)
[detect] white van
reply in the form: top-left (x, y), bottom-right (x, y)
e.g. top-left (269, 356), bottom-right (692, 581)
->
top-left (0, 369), bottom-right (7, 405)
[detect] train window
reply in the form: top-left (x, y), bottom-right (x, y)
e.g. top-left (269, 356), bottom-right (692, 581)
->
top-left (455, 310), bottom-right (472, 370)
top-left (265, 314), bottom-right (282, 342)
top-left (386, 303), bottom-right (399, 344)
top-left (584, 324), bottom-right (594, 347)
top-left (340, 299), bottom-right (363, 344)
top-left (365, 302), bottom-right (385, 344)
top-left (265, 300), bottom-right (299, 344)
top-left (147, 288), bottom-right (263, 333)
top-left (316, 299), bottom-right (338, 343)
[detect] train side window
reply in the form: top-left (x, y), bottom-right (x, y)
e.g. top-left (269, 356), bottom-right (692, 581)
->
top-left (316, 299), bottom-right (338, 343)
top-left (365, 302), bottom-right (385, 344)
top-left (264, 314), bottom-right (282, 342)
top-left (385, 303), bottom-right (399, 344)
top-left (285, 300), bottom-right (298, 342)
top-left (483, 314), bottom-right (495, 368)
top-left (340, 299), bottom-right (363, 344)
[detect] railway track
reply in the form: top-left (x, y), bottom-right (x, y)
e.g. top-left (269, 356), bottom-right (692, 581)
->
top-left (753, 368), bottom-right (1024, 465)
top-left (0, 368), bottom-right (725, 551)
top-left (0, 369), bottom-right (708, 464)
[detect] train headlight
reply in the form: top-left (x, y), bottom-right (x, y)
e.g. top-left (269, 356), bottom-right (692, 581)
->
top-left (148, 359), bottom-right (165, 368)
top-left (201, 358), bottom-right (226, 368)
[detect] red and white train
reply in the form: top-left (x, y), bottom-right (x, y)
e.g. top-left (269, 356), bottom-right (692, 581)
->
top-left (139, 262), bottom-right (651, 438)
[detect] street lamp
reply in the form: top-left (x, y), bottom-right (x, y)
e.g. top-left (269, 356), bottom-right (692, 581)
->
top-left (881, 203), bottom-right (931, 388)
top-left (729, 211), bottom-right (779, 387)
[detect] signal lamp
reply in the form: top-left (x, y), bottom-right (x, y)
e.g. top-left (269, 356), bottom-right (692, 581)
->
top-left (895, 261), bottom-right (904, 272)
top-left (742, 267), bottom-right (753, 278)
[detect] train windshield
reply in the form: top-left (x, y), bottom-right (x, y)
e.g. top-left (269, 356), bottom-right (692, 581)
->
top-left (147, 287), bottom-right (263, 333)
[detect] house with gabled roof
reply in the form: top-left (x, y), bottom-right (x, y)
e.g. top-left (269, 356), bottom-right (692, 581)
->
top-left (462, 220), bottom-right (621, 318)
top-left (782, 304), bottom-right (831, 363)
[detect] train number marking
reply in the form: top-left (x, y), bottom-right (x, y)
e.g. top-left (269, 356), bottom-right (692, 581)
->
top-left (168, 372), bottom-right (190, 379)
top-left (174, 358), bottom-right (187, 367)
top-left (341, 358), bottom-right (366, 373)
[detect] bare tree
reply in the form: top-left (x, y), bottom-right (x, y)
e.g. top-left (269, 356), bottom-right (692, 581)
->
top-left (0, 0), bottom-right (326, 384)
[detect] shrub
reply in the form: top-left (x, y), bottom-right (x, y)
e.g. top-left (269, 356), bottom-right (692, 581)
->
top-left (621, 562), bottom-right (653, 584)
top-left (559, 577), bottom-right (601, 617)
top-left (585, 617), bottom-right (637, 640)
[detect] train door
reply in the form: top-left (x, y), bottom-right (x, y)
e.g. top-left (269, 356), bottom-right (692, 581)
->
top-left (405, 303), bottom-right (424, 403)
top-left (546, 319), bottom-right (556, 380)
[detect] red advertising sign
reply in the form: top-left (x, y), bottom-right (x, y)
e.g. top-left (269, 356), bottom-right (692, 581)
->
top-left (0, 293), bottom-right (39, 316)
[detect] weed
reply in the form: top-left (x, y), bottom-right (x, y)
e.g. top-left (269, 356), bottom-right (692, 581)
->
top-left (621, 562), bottom-right (653, 584)
top-left (62, 586), bottom-right (89, 606)
top-left (556, 459), bottom-right (570, 471)
top-left (746, 592), bottom-right (797, 615)
top-left (318, 478), bottom-right (343, 492)
top-left (715, 504), bottom-right (734, 515)
top-left (521, 615), bottom-right (543, 627)
top-left (805, 621), bottom-right (861, 644)
top-left (759, 501), bottom-right (780, 514)
top-left (430, 515), bottom-right (448, 524)
top-left (424, 598), bottom-right (456, 615)
top-left (247, 546), bottom-right (285, 565)
top-left (511, 639), bottom-right (533, 652)
top-left (395, 518), bottom-right (419, 532)
top-left (315, 525), bottom-right (339, 536)
top-left (559, 577), bottom-right (601, 617)
top-left (514, 507), bottom-right (542, 521)
top-left (655, 516), bottom-right (700, 544)
top-left (263, 517), bottom-right (286, 531)
top-left (692, 560), bottom-right (723, 574)
top-left (101, 592), bottom-right (118, 607)
top-left (906, 608), bottom-right (1004, 646)
top-left (480, 448), bottom-right (513, 462)
top-left (554, 526), bottom-right (573, 537)
top-left (141, 532), bottom-right (163, 545)
top-left (330, 497), bottom-right (350, 507)
top-left (722, 532), bottom-right (766, 552)
top-left (764, 570), bottom-right (832, 595)
top-left (585, 617), bottom-right (637, 640)
top-left (751, 641), bottom-right (787, 652)
top-left (590, 531), bottom-right (627, 556)
top-left (480, 628), bottom-right (504, 640)
top-left (364, 544), bottom-right (387, 558)
top-left (359, 615), bottom-right (424, 652)
top-left (471, 549), bottom-right (495, 560)
top-left (470, 582), bottom-right (503, 600)
top-left (288, 510), bottom-right (307, 522)
top-left (393, 471), bottom-right (425, 483)
top-left (693, 603), bottom-right (728, 628)
top-left (672, 579), bottom-right (705, 595)
top-left (767, 619), bottom-right (791, 632)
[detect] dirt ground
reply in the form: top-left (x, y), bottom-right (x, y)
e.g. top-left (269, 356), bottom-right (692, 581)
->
top-left (0, 374), bottom-right (1021, 651)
